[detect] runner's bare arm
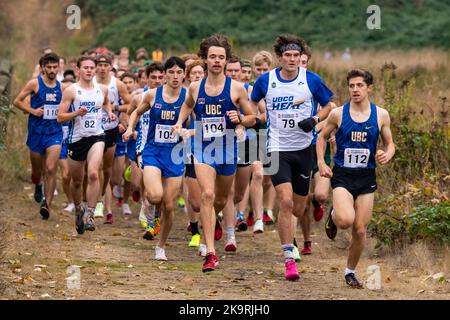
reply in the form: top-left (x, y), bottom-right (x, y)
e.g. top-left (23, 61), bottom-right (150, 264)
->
top-left (13, 79), bottom-right (39, 116)
top-left (317, 108), bottom-right (340, 178)
top-left (100, 86), bottom-right (115, 121)
top-left (173, 83), bottom-right (196, 132)
top-left (127, 94), bottom-right (142, 116)
top-left (229, 82), bottom-right (256, 127)
top-left (116, 80), bottom-right (131, 113)
top-left (123, 89), bottom-right (154, 141)
top-left (375, 108), bottom-right (395, 165)
top-left (315, 101), bottom-right (337, 132)
top-left (57, 86), bottom-right (82, 123)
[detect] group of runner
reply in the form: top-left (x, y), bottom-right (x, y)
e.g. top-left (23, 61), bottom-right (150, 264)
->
top-left (14, 33), bottom-right (395, 288)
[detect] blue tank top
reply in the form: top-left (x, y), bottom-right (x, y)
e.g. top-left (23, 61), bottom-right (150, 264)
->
top-left (194, 76), bottom-right (237, 143)
top-left (29, 75), bottom-right (62, 134)
top-left (334, 102), bottom-right (379, 169)
top-left (145, 86), bottom-right (186, 148)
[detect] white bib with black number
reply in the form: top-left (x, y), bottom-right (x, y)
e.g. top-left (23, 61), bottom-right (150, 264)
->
top-left (202, 116), bottom-right (226, 140)
top-left (275, 112), bottom-right (300, 130)
top-left (155, 124), bottom-right (178, 143)
top-left (82, 113), bottom-right (99, 135)
top-left (344, 148), bottom-right (370, 168)
top-left (43, 104), bottom-right (58, 120)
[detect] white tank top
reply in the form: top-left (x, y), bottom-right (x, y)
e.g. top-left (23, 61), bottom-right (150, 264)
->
top-left (94, 76), bottom-right (120, 131)
top-left (266, 67), bottom-right (315, 152)
top-left (68, 83), bottom-right (105, 143)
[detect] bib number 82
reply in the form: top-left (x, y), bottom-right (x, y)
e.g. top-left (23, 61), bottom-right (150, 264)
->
top-left (84, 120), bottom-right (95, 128)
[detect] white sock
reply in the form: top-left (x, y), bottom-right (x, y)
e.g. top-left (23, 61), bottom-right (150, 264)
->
top-left (226, 226), bottom-right (235, 239)
top-left (345, 268), bottom-right (355, 276)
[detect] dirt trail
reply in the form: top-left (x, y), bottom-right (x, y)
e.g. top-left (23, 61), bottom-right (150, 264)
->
top-left (0, 187), bottom-right (448, 300)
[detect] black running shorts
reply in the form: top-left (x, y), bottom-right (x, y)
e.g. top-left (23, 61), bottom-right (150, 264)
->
top-left (68, 135), bottom-right (105, 162)
top-left (269, 144), bottom-right (313, 196)
top-left (331, 166), bottom-right (377, 199)
top-left (105, 127), bottom-right (119, 149)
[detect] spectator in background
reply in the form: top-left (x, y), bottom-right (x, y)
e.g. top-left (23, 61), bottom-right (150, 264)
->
top-left (152, 47), bottom-right (164, 62)
top-left (324, 50), bottom-right (332, 60)
top-left (57, 57), bottom-right (66, 81)
top-left (118, 47), bottom-right (130, 69)
top-left (131, 48), bottom-right (150, 72)
top-left (341, 48), bottom-right (352, 62)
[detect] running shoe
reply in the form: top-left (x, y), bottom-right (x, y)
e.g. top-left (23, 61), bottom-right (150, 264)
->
top-left (138, 204), bottom-right (147, 229)
top-left (104, 213), bottom-right (113, 224)
top-left (198, 244), bottom-right (207, 257)
top-left (202, 253), bottom-right (219, 273)
top-left (84, 210), bottom-right (96, 232)
top-left (153, 216), bottom-right (161, 236)
top-left (94, 202), bottom-right (104, 218)
top-left (224, 237), bottom-right (237, 252)
top-left (292, 246), bottom-right (302, 262)
top-left (189, 234), bottom-right (201, 247)
top-left (177, 197), bottom-right (185, 208)
top-left (63, 203), bottom-right (75, 213)
top-left (75, 205), bottom-right (85, 235)
top-left (115, 198), bottom-right (123, 207)
top-left (246, 210), bottom-right (255, 227)
top-left (143, 224), bottom-right (155, 240)
top-left (39, 198), bottom-right (50, 220)
top-left (325, 207), bottom-right (337, 240)
top-left (235, 212), bottom-right (248, 232)
top-left (253, 219), bottom-right (264, 234)
top-left (263, 210), bottom-right (274, 225)
top-left (122, 203), bottom-right (132, 215)
top-left (214, 220), bottom-right (223, 241)
top-left (301, 242), bottom-right (312, 255)
top-left (155, 246), bottom-right (167, 261)
top-left (285, 259), bottom-right (300, 281)
top-left (112, 185), bottom-right (122, 199)
top-left (34, 183), bottom-right (43, 203)
top-left (313, 201), bottom-right (324, 221)
top-left (345, 273), bottom-right (363, 289)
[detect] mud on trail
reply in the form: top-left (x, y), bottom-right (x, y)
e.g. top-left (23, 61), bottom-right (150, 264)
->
top-left (0, 186), bottom-right (448, 300)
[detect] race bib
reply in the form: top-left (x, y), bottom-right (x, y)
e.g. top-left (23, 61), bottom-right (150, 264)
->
top-left (202, 116), bottom-right (226, 140)
top-left (155, 124), bottom-right (178, 144)
top-left (275, 112), bottom-right (300, 130)
top-left (43, 104), bottom-right (58, 120)
top-left (82, 113), bottom-right (99, 134)
top-left (344, 148), bottom-right (370, 168)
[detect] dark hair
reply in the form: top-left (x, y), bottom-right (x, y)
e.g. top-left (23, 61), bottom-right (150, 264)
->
top-left (96, 53), bottom-right (112, 65)
top-left (63, 69), bottom-right (76, 78)
top-left (273, 34), bottom-right (307, 57)
top-left (227, 55), bottom-right (241, 66)
top-left (198, 34), bottom-right (232, 60)
top-left (39, 53), bottom-right (60, 67)
top-left (62, 78), bottom-right (75, 84)
top-left (302, 44), bottom-right (312, 60)
top-left (346, 69), bottom-right (374, 86)
top-left (164, 56), bottom-right (185, 71)
top-left (77, 55), bottom-right (97, 68)
top-left (120, 72), bottom-right (137, 82)
top-left (145, 62), bottom-right (165, 77)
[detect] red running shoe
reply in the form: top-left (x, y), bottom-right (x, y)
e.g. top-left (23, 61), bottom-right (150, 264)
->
top-left (301, 242), bottom-right (312, 255)
top-left (214, 220), bottom-right (222, 241)
top-left (104, 213), bottom-right (113, 224)
top-left (313, 203), bottom-right (324, 221)
top-left (263, 210), bottom-right (274, 225)
top-left (246, 211), bottom-right (255, 227)
top-left (202, 253), bottom-right (219, 272)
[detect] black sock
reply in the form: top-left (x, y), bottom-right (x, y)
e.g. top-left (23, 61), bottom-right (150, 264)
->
top-left (304, 241), bottom-right (312, 245)
top-left (191, 221), bottom-right (199, 235)
top-left (312, 196), bottom-right (320, 208)
top-left (293, 238), bottom-right (298, 247)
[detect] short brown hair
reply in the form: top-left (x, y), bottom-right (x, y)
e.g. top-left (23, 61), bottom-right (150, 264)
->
top-left (181, 53), bottom-right (199, 62)
top-left (252, 51), bottom-right (273, 67)
top-left (77, 55), bottom-right (97, 68)
top-left (227, 55), bottom-right (241, 66)
top-left (198, 34), bottom-right (232, 60)
top-left (273, 34), bottom-right (307, 57)
top-left (346, 69), bottom-right (374, 86)
top-left (186, 60), bottom-right (205, 77)
top-left (120, 72), bottom-right (137, 82)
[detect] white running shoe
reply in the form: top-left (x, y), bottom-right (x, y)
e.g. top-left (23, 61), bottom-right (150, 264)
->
top-left (198, 244), bottom-right (207, 257)
top-left (253, 219), bottom-right (264, 234)
top-left (155, 246), bottom-right (167, 261)
top-left (122, 203), bottom-right (132, 215)
top-left (112, 185), bottom-right (122, 199)
top-left (63, 203), bottom-right (75, 213)
top-left (94, 202), bottom-right (104, 218)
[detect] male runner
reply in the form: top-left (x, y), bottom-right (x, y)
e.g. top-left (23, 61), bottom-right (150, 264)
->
top-left (57, 55), bottom-right (115, 234)
top-left (124, 56), bottom-right (187, 260)
top-left (251, 34), bottom-right (334, 281)
top-left (318, 69), bottom-right (395, 288)
top-left (172, 34), bottom-right (255, 272)
top-left (14, 53), bottom-right (68, 219)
